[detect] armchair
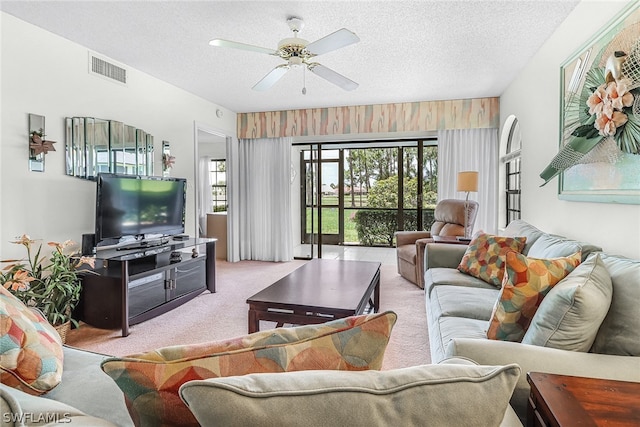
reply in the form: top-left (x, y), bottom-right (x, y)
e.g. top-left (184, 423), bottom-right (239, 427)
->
top-left (394, 199), bottom-right (478, 288)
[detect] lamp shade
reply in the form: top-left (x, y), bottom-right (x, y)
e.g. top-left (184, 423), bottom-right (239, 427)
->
top-left (457, 171), bottom-right (478, 192)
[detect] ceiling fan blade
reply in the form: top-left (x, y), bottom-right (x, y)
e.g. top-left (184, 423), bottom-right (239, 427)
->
top-left (308, 64), bottom-right (358, 91)
top-left (252, 64), bottom-right (290, 91)
top-left (209, 39), bottom-right (277, 56)
top-left (305, 28), bottom-right (360, 56)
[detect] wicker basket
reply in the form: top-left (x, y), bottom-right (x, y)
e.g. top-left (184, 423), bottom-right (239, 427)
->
top-left (54, 321), bottom-right (71, 344)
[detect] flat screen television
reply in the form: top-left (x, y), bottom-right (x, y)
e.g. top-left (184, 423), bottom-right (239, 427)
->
top-left (95, 173), bottom-right (187, 248)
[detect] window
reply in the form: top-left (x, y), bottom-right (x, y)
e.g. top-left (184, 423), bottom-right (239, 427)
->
top-left (209, 159), bottom-right (227, 212)
top-left (299, 140), bottom-right (437, 248)
top-left (502, 117), bottom-right (521, 224)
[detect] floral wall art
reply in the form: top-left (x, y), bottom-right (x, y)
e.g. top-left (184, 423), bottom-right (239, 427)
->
top-left (541, 2), bottom-right (640, 204)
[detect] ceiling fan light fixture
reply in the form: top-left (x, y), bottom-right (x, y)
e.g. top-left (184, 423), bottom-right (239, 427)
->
top-left (210, 17), bottom-right (360, 92)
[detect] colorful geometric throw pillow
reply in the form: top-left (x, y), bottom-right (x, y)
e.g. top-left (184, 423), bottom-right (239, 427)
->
top-left (0, 286), bottom-right (64, 395)
top-left (458, 233), bottom-right (527, 287)
top-left (101, 310), bottom-right (397, 427)
top-left (487, 251), bottom-right (581, 342)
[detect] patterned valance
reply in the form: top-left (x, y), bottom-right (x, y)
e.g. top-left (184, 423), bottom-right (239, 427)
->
top-left (237, 97), bottom-right (499, 139)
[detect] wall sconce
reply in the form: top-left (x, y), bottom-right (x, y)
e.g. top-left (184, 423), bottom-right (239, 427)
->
top-left (162, 141), bottom-right (175, 176)
top-left (28, 113), bottom-right (56, 172)
top-left (30, 132), bottom-right (56, 155)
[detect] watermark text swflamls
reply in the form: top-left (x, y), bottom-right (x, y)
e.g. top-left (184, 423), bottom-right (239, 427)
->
top-left (3, 412), bottom-right (72, 423)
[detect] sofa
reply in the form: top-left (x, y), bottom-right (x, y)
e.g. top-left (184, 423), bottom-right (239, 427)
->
top-left (423, 219), bottom-right (640, 421)
top-left (1, 307), bottom-right (523, 426)
top-left (1, 348), bottom-right (524, 427)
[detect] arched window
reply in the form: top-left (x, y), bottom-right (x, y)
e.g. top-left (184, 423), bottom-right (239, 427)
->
top-left (501, 116), bottom-right (521, 225)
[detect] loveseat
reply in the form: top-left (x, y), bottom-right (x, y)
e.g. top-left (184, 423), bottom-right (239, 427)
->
top-left (423, 219), bottom-right (640, 421)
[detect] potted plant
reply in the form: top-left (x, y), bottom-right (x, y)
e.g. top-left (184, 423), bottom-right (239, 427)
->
top-left (1, 235), bottom-right (95, 342)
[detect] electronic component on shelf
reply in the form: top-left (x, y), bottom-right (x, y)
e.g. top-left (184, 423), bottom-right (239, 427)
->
top-left (170, 251), bottom-right (182, 263)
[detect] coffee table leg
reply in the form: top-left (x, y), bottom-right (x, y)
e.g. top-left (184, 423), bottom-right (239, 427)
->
top-left (248, 307), bottom-right (259, 333)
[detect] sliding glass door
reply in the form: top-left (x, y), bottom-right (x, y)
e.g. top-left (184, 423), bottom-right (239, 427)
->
top-left (295, 139), bottom-right (437, 259)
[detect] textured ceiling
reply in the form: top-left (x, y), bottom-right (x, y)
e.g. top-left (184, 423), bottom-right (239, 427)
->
top-left (1, 1), bottom-right (580, 113)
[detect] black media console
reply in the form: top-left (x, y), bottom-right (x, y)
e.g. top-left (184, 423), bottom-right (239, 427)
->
top-left (78, 238), bottom-right (216, 336)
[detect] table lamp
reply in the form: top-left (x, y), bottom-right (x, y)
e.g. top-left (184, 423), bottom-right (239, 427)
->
top-left (457, 171), bottom-right (478, 240)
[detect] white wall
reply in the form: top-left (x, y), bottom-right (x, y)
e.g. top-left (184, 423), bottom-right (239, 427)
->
top-left (500, 0), bottom-right (640, 259)
top-left (198, 141), bottom-right (226, 159)
top-left (0, 13), bottom-right (236, 258)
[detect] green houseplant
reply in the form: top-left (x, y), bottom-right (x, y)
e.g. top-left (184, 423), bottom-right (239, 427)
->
top-left (1, 235), bottom-right (94, 341)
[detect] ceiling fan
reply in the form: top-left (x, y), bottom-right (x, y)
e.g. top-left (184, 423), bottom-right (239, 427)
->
top-left (209, 17), bottom-right (360, 92)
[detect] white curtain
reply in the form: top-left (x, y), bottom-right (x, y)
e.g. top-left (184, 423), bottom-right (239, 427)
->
top-left (226, 136), bottom-right (240, 262)
top-left (238, 137), bottom-right (293, 261)
top-left (437, 128), bottom-right (499, 234)
top-left (197, 156), bottom-right (213, 237)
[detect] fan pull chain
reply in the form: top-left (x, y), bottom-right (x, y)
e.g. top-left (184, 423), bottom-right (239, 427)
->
top-left (302, 66), bottom-right (307, 95)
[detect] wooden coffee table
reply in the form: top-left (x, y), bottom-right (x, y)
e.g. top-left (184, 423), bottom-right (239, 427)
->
top-left (527, 372), bottom-right (640, 426)
top-left (246, 259), bottom-right (381, 333)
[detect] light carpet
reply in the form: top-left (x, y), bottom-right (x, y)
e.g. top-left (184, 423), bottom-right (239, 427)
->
top-left (66, 260), bottom-right (431, 370)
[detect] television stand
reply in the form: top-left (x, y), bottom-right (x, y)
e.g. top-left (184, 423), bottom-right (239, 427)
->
top-left (78, 238), bottom-right (216, 336)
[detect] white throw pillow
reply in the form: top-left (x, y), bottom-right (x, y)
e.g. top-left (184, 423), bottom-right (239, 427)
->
top-left (179, 363), bottom-right (521, 427)
top-left (522, 254), bottom-right (612, 351)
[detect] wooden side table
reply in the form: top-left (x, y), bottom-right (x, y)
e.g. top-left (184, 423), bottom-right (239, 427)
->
top-left (527, 372), bottom-right (640, 427)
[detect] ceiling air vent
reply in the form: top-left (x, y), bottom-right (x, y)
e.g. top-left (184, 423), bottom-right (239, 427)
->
top-left (88, 52), bottom-right (127, 85)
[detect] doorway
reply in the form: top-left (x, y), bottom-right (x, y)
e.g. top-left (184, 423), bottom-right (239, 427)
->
top-left (193, 122), bottom-right (232, 260)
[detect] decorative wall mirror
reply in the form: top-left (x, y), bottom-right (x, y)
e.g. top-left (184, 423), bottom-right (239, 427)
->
top-left (124, 125), bottom-right (137, 174)
top-left (85, 118), bottom-right (97, 178)
top-left (136, 129), bottom-right (147, 175)
top-left (97, 120), bottom-right (114, 174)
top-left (83, 117), bottom-right (109, 179)
top-left (69, 117), bottom-right (85, 177)
top-left (65, 118), bottom-right (73, 175)
top-left (109, 121), bottom-right (124, 173)
top-left (28, 113), bottom-right (46, 172)
top-left (65, 117), bottom-right (155, 180)
top-left (146, 135), bottom-right (155, 176)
